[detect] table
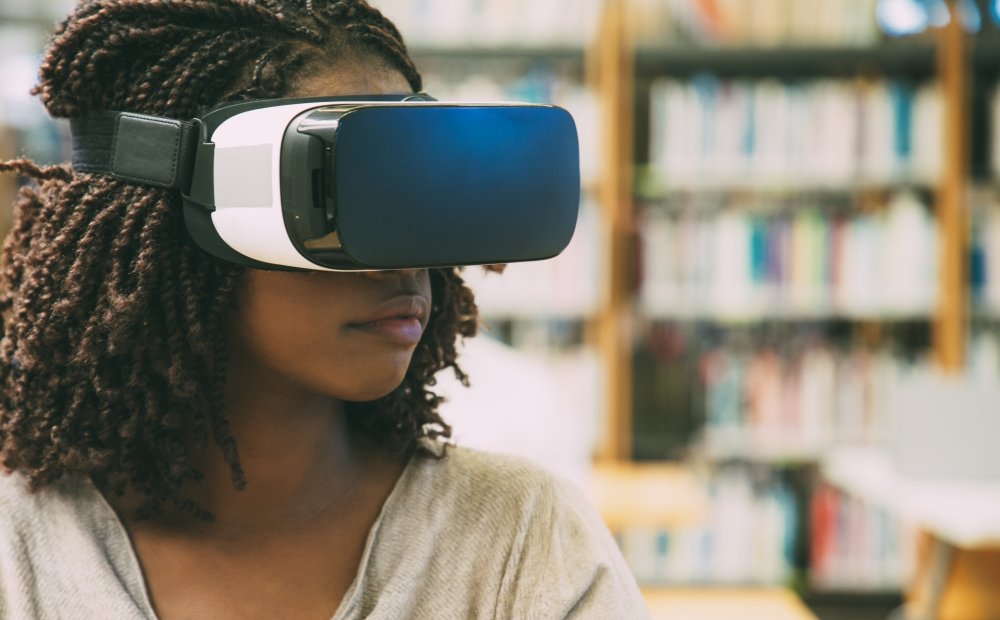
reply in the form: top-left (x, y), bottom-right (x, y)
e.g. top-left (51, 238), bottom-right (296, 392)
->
top-left (823, 447), bottom-right (1000, 620)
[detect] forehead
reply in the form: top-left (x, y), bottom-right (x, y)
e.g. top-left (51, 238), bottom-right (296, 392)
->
top-left (292, 60), bottom-right (413, 98)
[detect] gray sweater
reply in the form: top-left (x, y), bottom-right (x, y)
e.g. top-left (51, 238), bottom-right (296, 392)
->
top-left (0, 444), bottom-right (650, 619)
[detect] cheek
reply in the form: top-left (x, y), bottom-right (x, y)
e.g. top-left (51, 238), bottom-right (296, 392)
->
top-left (230, 283), bottom-right (418, 402)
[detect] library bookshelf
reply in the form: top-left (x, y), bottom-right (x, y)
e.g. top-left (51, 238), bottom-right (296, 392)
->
top-left (597, 0), bottom-right (969, 463)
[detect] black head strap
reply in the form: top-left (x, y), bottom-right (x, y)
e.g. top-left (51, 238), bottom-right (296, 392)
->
top-left (69, 94), bottom-right (436, 192)
top-left (70, 111), bottom-right (199, 191)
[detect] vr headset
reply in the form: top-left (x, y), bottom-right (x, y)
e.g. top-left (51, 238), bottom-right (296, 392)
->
top-left (69, 94), bottom-right (581, 271)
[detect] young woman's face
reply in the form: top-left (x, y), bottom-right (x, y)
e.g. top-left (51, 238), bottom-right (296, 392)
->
top-left (228, 63), bottom-right (431, 403)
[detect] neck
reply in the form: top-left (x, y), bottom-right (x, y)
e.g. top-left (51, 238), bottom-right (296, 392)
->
top-left (115, 353), bottom-right (402, 538)
top-left (188, 374), bottom-right (361, 534)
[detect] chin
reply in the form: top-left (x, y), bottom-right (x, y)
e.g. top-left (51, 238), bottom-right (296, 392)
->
top-left (307, 349), bottom-right (416, 403)
top-left (335, 367), bottom-right (411, 403)
top-left (348, 381), bottom-right (406, 403)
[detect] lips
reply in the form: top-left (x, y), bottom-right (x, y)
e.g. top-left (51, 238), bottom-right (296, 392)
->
top-left (355, 295), bottom-right (430, 325)
top-left (346, 295), bottom-right (430, 346)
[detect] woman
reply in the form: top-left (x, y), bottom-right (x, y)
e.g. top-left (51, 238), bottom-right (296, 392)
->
top-left (0, 1), bottom-right (648, 618)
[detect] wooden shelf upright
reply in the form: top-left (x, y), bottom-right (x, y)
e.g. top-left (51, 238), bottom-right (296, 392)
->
top-left (934, 0), bottom-right (971, 373)
top-left (593, 0), bottom-right (635, 462)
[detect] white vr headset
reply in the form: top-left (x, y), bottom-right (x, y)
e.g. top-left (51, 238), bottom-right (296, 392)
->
top-left (70, 94), bottom-right (581, 271)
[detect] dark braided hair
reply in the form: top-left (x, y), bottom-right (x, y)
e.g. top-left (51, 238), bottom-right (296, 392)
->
top-left (0, 0), bottom-right (479, 518)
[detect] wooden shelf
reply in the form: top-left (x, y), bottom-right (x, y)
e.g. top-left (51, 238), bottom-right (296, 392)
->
top-left (636, 174), bottom-right (938, 197)
top-left (635, 41), bottom-right (937, 78)
top-left (697, 435), bottom-right (825, 465)
top-left (588, 461), bottom-right (708, 530)
top-left (643, 587), bottom-right (817, 620)
top-left (665, 39), bottom-right (1000, 78)
top-left (640, 304), bottom-right (934, 323)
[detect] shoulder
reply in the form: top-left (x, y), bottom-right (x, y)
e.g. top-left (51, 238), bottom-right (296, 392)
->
top-left (0, 469), bottom-right (31, 505)
top-left (417, 443), bottom-right (565, 498)
top-left (0, 472), bottom-right (34, 544)
top-left (0, 470), bottom-right (52, 529)
top-left (0, 470), bottom-right (101, 525)
top-left (0, 470), bottom-right (149, 564)
top-left (0, 470), bottom-right (113, 554)
top-left (426, 444), bottom-right (615, 564)
top-left (0, 472), bottom-right (88, 603)
top-left (0, 472), bottom-right (156, 618)
top-left (384, 444), bottom-right (650, 618)
top-left (404, 443), bottom-right (590, 531)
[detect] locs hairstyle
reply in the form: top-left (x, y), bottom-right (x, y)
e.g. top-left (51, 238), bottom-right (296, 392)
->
top-left (0, 0), bottom-right (480, 518)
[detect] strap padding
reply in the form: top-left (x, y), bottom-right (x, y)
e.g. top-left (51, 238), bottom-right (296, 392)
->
top-left (71, 112), bottom-right (199, 190)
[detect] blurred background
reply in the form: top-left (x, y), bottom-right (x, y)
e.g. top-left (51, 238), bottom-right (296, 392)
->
top-left (3, 0), bottom-right (1000, 618)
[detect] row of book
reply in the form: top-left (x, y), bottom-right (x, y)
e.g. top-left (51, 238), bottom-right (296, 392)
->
top-left (372, 0), bottom-right (602, 48)
top-left (621, 477), bottom-right (913, 590)
top-left (648, 79), bottom-right (942, 189)
top-left (640, 191), bottom-right (938, 319)
top-left (618, 467), bottom-right (797, 586)
top-left (810, 485), bottom-right (913, 591)
top-left (629, 0), bottom-right (881, 47)
top-left (421, 69), bottom-right (601, 187)
top-left (700, 345), bottom-right (915, 460)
